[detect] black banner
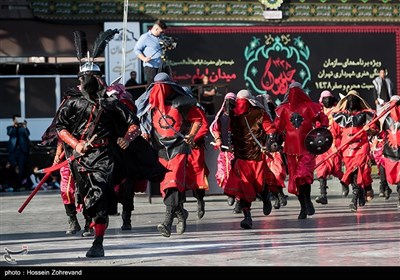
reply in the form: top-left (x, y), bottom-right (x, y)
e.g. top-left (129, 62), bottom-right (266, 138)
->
top-left (166, 26), bottom-right (399, 106)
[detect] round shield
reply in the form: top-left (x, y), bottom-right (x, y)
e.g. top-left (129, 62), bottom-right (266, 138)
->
top-left (305, 127), bottom-right (333, 155)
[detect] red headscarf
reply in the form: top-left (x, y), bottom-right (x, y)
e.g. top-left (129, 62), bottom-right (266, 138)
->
top-left (234, 98), bottom-right (250, 115)
top-left (149, 83), bottom-right (173, 114)
top-left (285, 86), bottom-right (313, 110)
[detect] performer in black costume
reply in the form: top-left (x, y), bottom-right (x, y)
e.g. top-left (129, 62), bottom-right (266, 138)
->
top-left (53, 29), bottom-right (140, 258)
top-left (42, 30), bottom-right (167, 257)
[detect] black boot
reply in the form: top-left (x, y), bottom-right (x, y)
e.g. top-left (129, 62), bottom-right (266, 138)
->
top-left (66, 215), bottom-right (81, 235)
top-left (297, 195), bottom-right (307, 219)
top-left (315, 177), bottom-right (328, 205)
top-left (86, 236), bottom-right (104, 258)
top-left (302, 184), bottom-right (315, 216)
top-left (260, 189), bottom-right (272, 216)
top-left (379, 165), bottom-right (388, 197)
top-left (240, 208), bottom-right (253, 229)
top-left (358, 187), bottom-right (366, 206)
top-left (365, 185), bottom-right (374, 202)
top-left (380, 168), bottom-right (392, 199)
top-left (273, 193), bottom-right (280, 209)
top-left (157, 210), bottom-right (174, 238)
top-left (379, 182), bottom-right (386, 197)
top-left (121, 210), bottom-right (132, 231)
top-left (227, 196), bottom-right (235, 206)
top-left (197, 198), bottom-right (205, 219)
top-left (64, 204), bottom-right (81, 235)
top-left (82, 217), bottom-right (94, 237)
top-left (233, 200), bottom-right (242, 214)
top-left (341, 181), bottom-right (349, 197)
top-left (349, 185), bottom-right (359, 212)
top-left (173, 204), bottom-right (189, 220)
top-left (175, 206), bottom-right (188, 235)
top-left (384, 186), bottom-right (392, 200)
top-left (278, 188), bottom-right (287, 207)
top-left (397, 184), bottom-right (400, 209)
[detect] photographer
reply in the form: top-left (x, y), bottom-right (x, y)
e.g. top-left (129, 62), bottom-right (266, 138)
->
top-left (6, 114), bottom-right (31, 191)
top-left (134, 19), bottom-right (168, 86)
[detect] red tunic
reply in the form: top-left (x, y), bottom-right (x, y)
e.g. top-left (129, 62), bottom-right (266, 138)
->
top-left (331, 109), bottom-right (377, 186)
top-left (274, 87), bottom-right (329, 195)
top-left (224, 107), bottom-right (276, 202)
top-left (315, 106), bottom-right (344, 180)
top-left (153, 104), bottom-right (205, 196)
top-left (211, 113), bottom-right (234, 189)
top-left (382, 103), bottom-right (400, 184)
top-left (186, 107), bottom-right (210, 191)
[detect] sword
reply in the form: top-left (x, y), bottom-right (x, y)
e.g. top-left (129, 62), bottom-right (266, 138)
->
top-left (36, 155), bottom-right (74, 174)
top-left (18, 151), bottom-right (65, 213)
top-left (210, 141), bottom-right (230, 150)
top-left (244, 117), bottom-right (267, 152)
top-left (18, 134), bottom-right (97, 213)
top-left (36, 134), bottom-right (97, 174)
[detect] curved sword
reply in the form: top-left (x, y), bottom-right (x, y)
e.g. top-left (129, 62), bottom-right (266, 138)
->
top-left (244, 117), bottom-right (266, 151)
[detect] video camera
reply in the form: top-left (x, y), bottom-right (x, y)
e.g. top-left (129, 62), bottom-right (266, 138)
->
top-left (15, 117), bottom-right (25, 126)
top-left (159, 36), bottom-right (177, 51)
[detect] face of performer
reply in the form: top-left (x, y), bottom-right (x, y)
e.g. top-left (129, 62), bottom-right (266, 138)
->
top-left (224, 98), bottom-right (236, 115)
top-left (81, 75), bottom-right (100, 97)
top-left (234, 98), bottom-right (250, 115)
top-left (321, 96), bottom-right (335, 108)
top-left (346, 94), bottom-right (362, 111)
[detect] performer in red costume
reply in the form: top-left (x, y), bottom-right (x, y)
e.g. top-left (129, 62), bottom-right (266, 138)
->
top-left (182, 86), bottom-right (210, 220)
top-left (53, 141), bottom-right (93, 236)
top-left (315, 90), bottom-right (349, 205)
top-left (331, 90), bottom-right (378, 212)
top-left (256, 93), bottom-right (287, 210)
top-left (135, 73), bottom-right (206, 237)
top-left (370, 132), bottom-right (392, 200)
top-left (210, 92), bottom-right (238, 209)
top-left (224, 89), bottom-right (278, 229)
top-left (274, 82), bottom-right (329, 219)
top-left (379, 95), bottom-right (400, 207)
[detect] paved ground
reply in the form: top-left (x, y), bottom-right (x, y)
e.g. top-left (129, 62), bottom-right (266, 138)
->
top-left (0, 178), bottom-right (399, 275)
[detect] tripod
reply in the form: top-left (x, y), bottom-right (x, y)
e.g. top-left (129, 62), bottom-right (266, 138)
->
top-left (158, 48), bottom-right (173, 78)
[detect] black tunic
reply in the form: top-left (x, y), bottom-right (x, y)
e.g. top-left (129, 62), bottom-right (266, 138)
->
top-left (55, 90), bottom-right (139, 216)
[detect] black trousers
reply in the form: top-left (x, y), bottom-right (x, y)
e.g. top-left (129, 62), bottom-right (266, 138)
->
top-left (192, 189), bottom-right (205, 200)
top-left (144, 66), bottom-right (159, 86)
top-left (163, 188), bottom-right (186, 211)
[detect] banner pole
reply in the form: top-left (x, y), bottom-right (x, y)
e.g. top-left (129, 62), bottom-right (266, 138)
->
top-left (120, 0), bottom-right (129, 84)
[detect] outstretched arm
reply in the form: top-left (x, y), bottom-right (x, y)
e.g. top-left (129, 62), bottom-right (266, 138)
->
top-left (117, 124), bottom-right (141, 150)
